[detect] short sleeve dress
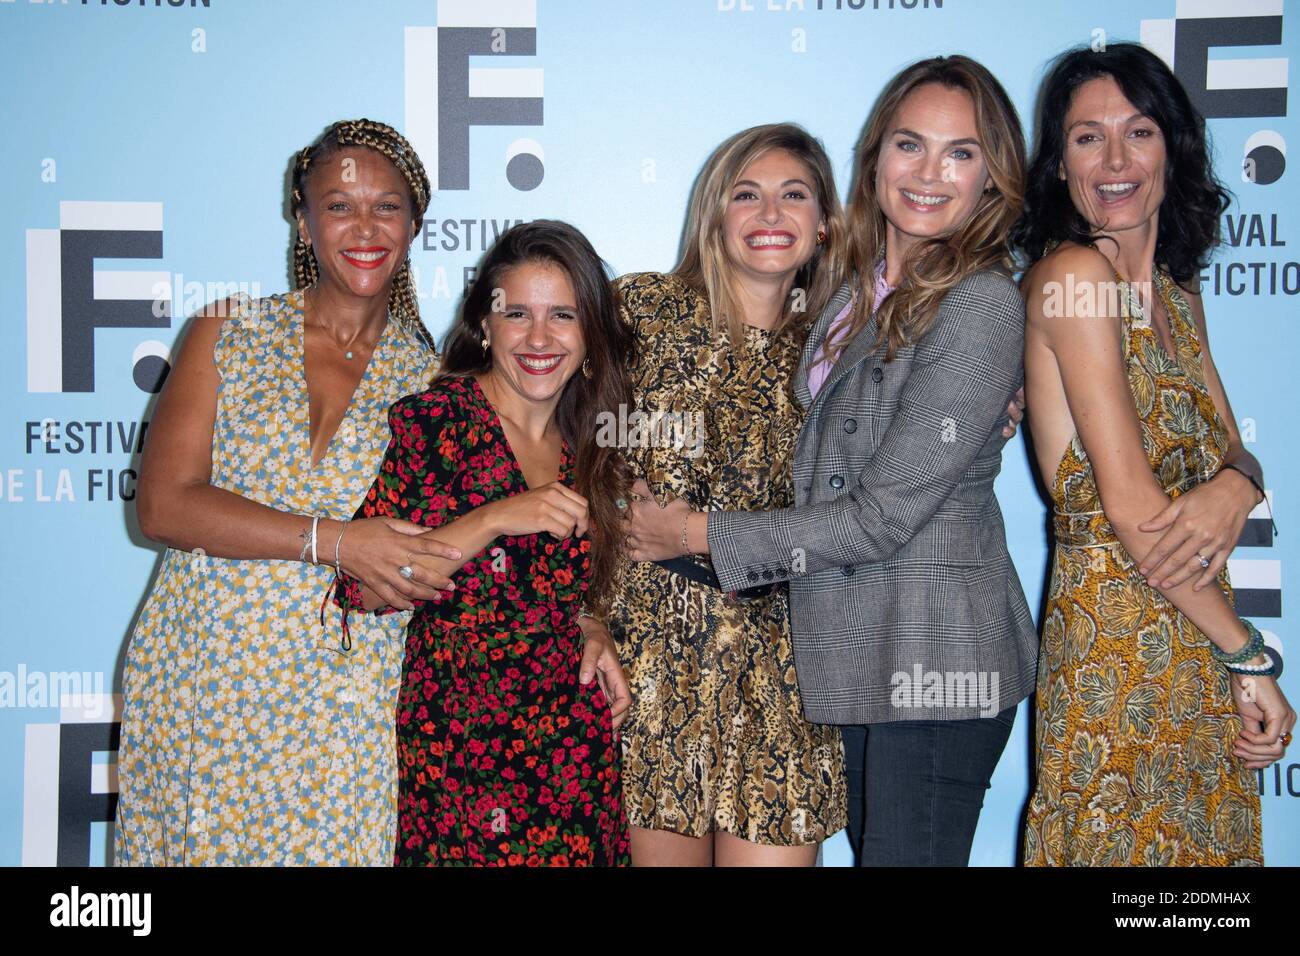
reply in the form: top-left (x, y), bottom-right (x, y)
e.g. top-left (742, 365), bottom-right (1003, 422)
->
top-left (115, 290), bottom-right (437, 866)
top-left (595, 272), bottom-right (846, 845)
top-left (336, 376), bottom-right (630, 866)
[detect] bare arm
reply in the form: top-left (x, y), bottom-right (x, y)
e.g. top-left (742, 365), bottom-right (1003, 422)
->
top-left (136, 298), bottom-right (457, 609)
top-left (1028, 250), bottom-right (1256, 657)
top-left (1135, 286), bottom-right (1266, 589)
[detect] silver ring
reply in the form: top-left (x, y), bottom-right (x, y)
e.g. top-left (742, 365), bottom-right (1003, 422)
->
top-left (398, 565), bottom-right (414, 580)
top-left (1197, 553), bottom-right (1211, 569)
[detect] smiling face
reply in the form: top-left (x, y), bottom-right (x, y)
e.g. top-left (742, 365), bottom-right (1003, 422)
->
top-left (721, 148), bottom-right (825, 287)
top-left (1060, 74), bottom-right (1167, 236)
top-left (874, 82), bottom-right (992, 259)
top-left (296, 146), bottom-right (418, 300)
top-left (481, 261), bottom-right (585, 408)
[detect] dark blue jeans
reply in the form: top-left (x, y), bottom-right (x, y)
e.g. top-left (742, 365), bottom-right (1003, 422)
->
top-left (842, 705), bottom-right (1016, 866)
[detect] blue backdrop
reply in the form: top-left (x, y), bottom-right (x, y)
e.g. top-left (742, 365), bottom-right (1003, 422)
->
top-left (1, 0), bottom-right (1295, 866)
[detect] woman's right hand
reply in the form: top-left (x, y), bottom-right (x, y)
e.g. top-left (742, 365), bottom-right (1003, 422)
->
top-left (335, 517), bottom-right (462, 611)
top-left (483, 482), bottom-right (589, 539)
top-left (1230, 672), bottom-right (1296, 770)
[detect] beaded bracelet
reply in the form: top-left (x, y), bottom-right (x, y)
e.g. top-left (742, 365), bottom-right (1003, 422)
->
top-left (1212, 618), bottom-right (1265, 666)
top-left (1230, 643), bottom-right (1287, 680)
top-left (1224, 652), bottom-right (1278, 677)
top-left (1264, 644), bottom-right (1285, 680)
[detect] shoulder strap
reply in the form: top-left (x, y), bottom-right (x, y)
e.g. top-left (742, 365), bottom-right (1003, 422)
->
top-left (1110, 268), bottom-right (1142, 362)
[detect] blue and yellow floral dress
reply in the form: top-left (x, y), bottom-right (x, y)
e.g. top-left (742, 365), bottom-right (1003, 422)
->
top-left (115, 289), bottom-right (437, 865)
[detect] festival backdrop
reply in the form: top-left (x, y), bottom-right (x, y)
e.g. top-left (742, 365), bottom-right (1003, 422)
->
top-left (0, 0), bottom-right (1295, 867)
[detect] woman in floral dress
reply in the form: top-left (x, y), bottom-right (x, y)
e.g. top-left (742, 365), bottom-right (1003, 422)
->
top-left (337, 221), bottom-right (633, 865)
top-left (116, 120), bottom-right (460, 866)
top-left (1017, 44), bottom-right (1294, 865)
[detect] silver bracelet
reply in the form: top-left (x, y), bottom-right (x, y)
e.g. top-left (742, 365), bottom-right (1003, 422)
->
top-left (298, 518), bottom-right (314, 562)
top-left (334, 520), bottom-right (348, 573)
top-left (310, 515), bottom-right (320, 565)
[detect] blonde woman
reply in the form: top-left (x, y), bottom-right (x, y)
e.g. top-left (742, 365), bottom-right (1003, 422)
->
top-left (628, 59), bottom-right (1035, 866)
top-left (586, 124), bottom-right (850, 866)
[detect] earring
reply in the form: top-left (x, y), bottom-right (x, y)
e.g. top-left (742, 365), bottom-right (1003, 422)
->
top-left (581, 358), bottom-right (592, 379)
top-left (480, 336), bottom-right (489, 353)
top-left (816, 230), bottom-right (827, 245)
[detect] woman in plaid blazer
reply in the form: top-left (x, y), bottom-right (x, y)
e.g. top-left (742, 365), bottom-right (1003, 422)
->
top-left (627, 56), bottom-right (1036, 865)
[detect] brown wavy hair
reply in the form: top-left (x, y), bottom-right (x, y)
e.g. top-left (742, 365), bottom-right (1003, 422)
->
top-left (440, 220), bottom-right (633, 604)
top-left (831, 56), bottom-right (1026, 364)
top-left (289, 118), bottom-right (435, 351)
top-left (673, 123), bottom-right (849, 348)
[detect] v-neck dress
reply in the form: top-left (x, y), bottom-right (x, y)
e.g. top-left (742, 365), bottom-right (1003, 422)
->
top-left (115, 289), bottom-right (438, 866)
top-left (336, 376), bottom-right (630, 866)
top-left (1023, 269), bottom-right (1262, 866)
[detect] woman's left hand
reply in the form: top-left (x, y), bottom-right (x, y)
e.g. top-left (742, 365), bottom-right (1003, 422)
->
top-left (625, 478), bottom-right (693, 562)
top-left (1002, 387), bottom-right (1026, 439)
top-left (1137, 468), bottom-right (1260, 590)
top-left (577, 617), bottom-right (631, 730)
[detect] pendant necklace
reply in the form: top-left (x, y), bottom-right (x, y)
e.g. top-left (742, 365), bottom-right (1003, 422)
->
top-left (304, 291), bottom-right (376, 360)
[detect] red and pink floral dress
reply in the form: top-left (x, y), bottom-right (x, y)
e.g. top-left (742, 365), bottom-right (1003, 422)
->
top-left (336, 376), bottom-right (629, 866)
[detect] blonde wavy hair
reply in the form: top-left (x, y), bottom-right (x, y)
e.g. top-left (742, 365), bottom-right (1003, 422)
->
top-left (673, 123), bottom-right (848, 347)
top-left (830, 56), bottom-right (1025, 364)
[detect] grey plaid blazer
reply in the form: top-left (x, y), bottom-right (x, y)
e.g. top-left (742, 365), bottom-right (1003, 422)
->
top-left (708, 269), bottom-right (1038, 724)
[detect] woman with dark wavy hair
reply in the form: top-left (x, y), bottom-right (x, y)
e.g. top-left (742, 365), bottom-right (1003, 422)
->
top-left (1016, 43), bottom-right (1293, 866)
top-left (335, 220), bottom-right (634, 865)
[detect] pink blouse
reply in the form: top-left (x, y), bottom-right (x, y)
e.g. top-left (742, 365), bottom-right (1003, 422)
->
top-left (807, 260), bottom-right (894, 399)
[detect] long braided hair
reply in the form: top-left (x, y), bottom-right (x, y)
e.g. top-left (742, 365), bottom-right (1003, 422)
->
top-left (289, 118), bottom-right (436, 351)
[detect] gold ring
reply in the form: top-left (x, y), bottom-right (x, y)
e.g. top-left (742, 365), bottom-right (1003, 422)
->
top-left (1282, 732), bottom-right (1293, 747)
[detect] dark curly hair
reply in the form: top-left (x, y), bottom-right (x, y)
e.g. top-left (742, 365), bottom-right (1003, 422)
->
top-left (1013, 42), bottom-right (1230, 284)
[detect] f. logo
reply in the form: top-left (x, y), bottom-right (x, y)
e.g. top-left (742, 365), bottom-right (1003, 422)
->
top-left (405, 0), bottom-right (545, 191)
top-left (1140, 1), bottom-right (1287, 119)
top-left (27, 201), bottom-right (170, 393)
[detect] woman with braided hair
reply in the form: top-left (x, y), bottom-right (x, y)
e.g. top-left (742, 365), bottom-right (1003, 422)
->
top-left (114, 119), bottom-right (625, 865)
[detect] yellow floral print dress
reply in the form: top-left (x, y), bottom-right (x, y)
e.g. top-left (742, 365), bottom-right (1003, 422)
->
top-left (115, 290), bottom-right (437, 865)
top-left (1023, 270), bottom-right (1262, 866)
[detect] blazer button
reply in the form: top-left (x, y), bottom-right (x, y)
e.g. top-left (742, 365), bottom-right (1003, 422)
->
top-left (843, 418), bottom-right (857, 434)
top-left (829, 475), bottom-right (845, 489)
top-left (762, 568), bottom-right (775, 580)
top-left (871, 367), bottom-right (883, 383)
top-left (841, 565), bottom-right (855, 577)
top-left (802, 485), bottom-right (811, 495)
top-left (747, 570), bottom-right (759, 583)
